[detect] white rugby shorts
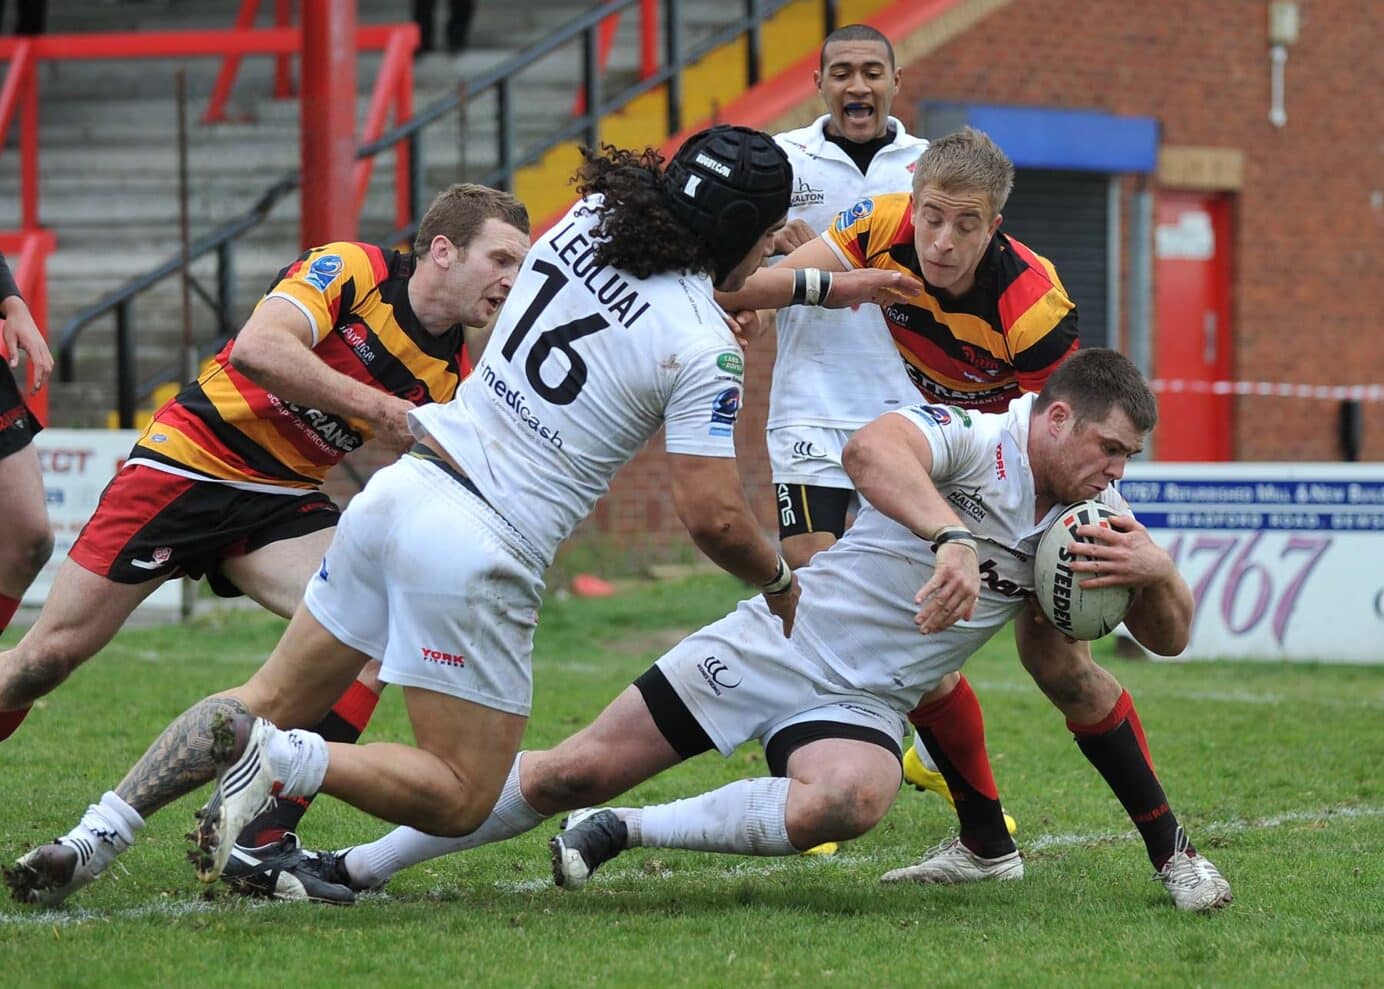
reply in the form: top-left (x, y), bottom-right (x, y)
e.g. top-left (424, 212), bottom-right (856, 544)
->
top-left (766, 424), bottom-right (855, 488)
top-left (304, 454), bottom-right (543, 716)
top-left (653, 598), bottom-right (909, 758)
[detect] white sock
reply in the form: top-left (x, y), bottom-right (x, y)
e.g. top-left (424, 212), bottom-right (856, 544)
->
top-left (626, 777), bottom-right (798, 856)
top-left (59, 791), bottom-right (146, 867)
top-left (264, 725), bottom-right (329, 798)
top-left (345, 752), bottom-right (546, 888)
top-left (912, 730), bottom-right (940, 772)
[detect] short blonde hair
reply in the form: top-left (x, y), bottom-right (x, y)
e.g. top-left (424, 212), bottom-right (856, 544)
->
top-left (910, 126), bottom-right (1015, 217)
top-left (413, 183), bottom-right (529, 253)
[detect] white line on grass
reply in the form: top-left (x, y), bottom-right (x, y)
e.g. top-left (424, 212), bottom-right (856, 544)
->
top-left (494, 802), bottom-right (1384, 891)
top-left (0, 894), bottom-right (275, 927)
top-left (4, 804), bottom-right (1379, 924)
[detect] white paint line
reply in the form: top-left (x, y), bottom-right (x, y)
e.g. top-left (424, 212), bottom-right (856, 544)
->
top-left (5, 804), bottom-right (1378, 922)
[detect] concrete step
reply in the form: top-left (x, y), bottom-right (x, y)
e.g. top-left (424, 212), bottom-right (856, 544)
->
top-left (34, 0), bottom-right (769, 400)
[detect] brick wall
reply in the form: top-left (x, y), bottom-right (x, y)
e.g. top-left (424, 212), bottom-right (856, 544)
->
top-left (895, 0), bottom-right (1383, 461)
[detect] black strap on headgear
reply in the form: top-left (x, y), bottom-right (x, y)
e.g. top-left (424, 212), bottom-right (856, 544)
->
top-left (662, 125), bottom-right (793, 284)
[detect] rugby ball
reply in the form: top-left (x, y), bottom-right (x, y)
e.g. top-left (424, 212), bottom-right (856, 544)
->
top-left (1033, 500), bottom-right (1135, 640)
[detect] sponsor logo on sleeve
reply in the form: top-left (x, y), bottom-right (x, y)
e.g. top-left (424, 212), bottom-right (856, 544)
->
top-left (304, 254), bottom-right (344, 292)
top-left (708, 386), bottom-right (741, 437)
top-left (834, 197), bottom-right (874, 232)
top-left (919, 404), bottom-right (952, 426)
top-left (716, 352), bottom-right (744, 376)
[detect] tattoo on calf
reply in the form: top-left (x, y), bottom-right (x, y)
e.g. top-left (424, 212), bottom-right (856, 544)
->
top-left (114, 697), bottom-right (249, 817)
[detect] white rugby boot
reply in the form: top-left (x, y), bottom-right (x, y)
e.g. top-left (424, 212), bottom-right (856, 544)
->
top-left (880, 836), bottom-right (1024, 885)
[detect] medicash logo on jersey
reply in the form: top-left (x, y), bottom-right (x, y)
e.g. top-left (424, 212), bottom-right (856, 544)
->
top-left (479, 362), bottom-right (564, 449)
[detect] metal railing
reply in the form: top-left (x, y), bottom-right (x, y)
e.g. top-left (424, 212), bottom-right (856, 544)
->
top-left (55, 0), bottom-right (845, 425)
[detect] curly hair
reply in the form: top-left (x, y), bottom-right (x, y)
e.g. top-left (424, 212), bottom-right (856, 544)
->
top-left (573, 144), bottom-right (717, 280)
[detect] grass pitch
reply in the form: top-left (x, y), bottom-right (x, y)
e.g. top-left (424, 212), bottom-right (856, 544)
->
top-left (1, 575), bottom-right (1380, 988)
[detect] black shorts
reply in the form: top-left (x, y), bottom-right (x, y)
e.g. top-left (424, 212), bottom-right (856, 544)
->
top-left (0, 360), bottom-right (41, 460)
top-left (775, 483), bottom-right (853, 541)
top-left (68, 464), bottom-right (339, 596)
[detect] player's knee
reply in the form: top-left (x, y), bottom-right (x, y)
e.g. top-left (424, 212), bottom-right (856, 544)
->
top-left (0, 636), bottom-right (77, 706)
top-left (22, 529), bottom-right (54, 583)
top-left (790, 777), bottom-right (892, 843)
top-left (0, 526), bottom-right (53, 587)
top-left (410, 774), bottom-right (496, 837)
top-left (1024, 653), bottom-right (1095, 707)
top-left (530, 750), bottom-right (612, 811)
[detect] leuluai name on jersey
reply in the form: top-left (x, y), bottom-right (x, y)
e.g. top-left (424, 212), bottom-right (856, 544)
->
top-left (410, 197), bottom-right (744, 564)
top-left (784, 393), bottom-right (1129, 710)
top-left (768, 116), bottom-right (926, 432)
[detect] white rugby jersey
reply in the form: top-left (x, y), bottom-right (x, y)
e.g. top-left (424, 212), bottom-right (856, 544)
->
top-left (768, 116), bottom-right (926, 431)
top-left (786, 393), bottom-right (1129, 710)
top-left (410, 197), bottom-right (745, 564)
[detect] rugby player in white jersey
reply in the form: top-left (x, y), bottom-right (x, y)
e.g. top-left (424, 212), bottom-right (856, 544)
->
top-left (6, 126), bottom-right (914, 908)
top-left (262, 349), bottom-right (1230, 913)
top-left (764, 24), bottom-right (1011, 844)
top-left (765, 23), bottom-right (924, 573)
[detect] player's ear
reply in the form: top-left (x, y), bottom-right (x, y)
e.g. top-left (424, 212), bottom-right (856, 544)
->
top-left (430, 234), bottom-right (457, 269)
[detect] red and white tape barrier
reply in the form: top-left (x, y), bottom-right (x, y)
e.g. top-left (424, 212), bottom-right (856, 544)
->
top-left (1149, 379), bottom-right (1383, 401)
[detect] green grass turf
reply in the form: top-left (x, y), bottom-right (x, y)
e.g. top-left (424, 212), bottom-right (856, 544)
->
top-left (2, 575), bottom-right (1380, 988)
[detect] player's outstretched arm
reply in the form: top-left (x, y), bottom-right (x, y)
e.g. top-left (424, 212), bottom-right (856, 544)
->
top-left (230, 298), bottom-right (416, 454)
top-left (714, 237), bottom-right (846, 311)
top-left (1066, 514), bottom-right (1193, 655)
top-left (668, 452), bottom-right (800, 636)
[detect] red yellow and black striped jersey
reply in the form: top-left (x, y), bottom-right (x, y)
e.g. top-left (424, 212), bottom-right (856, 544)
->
top-left (824, 192), bottom-right (1078, 412)
top-left (131, 242), bottom-right (471, 491)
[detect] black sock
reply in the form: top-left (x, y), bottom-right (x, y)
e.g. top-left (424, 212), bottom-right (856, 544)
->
top-left (1070, 690), bottom-right (1185, 868)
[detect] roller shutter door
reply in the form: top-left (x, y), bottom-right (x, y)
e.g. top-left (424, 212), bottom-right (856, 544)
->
top-left (1000, 170), bottom-right (1110, 351)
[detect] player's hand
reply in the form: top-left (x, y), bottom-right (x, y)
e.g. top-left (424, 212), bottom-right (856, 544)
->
top-left (912, 542), bottom-right (980, 634)
top-left (824, 269), bottom-right (924, 310)
top-left (768, 220), bottom-right (817, 257)
top-left (763, 572), bottom-right (800, 637)
top-left (1065, 513), bottom-right (1174, 590)
top-left (1, 298), bottom-right (52, 394)
top-left (723, 309), bottom-right (764, 349)
top-left (370, 394), bottom-right (418, 455)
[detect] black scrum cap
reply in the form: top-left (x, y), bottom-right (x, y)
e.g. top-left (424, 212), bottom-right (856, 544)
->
top-left (663, 125), bottom-right (793, 283)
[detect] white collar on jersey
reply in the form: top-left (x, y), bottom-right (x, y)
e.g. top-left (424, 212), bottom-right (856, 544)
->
top-left (791, 114), bottom-right (924, 162)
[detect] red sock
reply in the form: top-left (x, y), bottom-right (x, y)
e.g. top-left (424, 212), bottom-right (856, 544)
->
top-left (0, 592), bottom-right (18, 634)
top-left (326, 679), bottom-right (382, 737)
top-left (0, 593), bottom-right (32, 742)
top-left (241, 679), bottom-right (382, 847)
top-left (0, 705), bottom-right (30, 742)
top-left (909, 676), bottom-right (1013, 857)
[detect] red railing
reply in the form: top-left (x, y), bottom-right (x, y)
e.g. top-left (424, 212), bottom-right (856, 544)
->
top-left (572, 0), bottom-right (659, 117)
top-left (205, 0), bottom-right (297, 123)
top-left (0, 229), bottom-right (58, 423)
top-left (0, 22), bottom-right (419, 238)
